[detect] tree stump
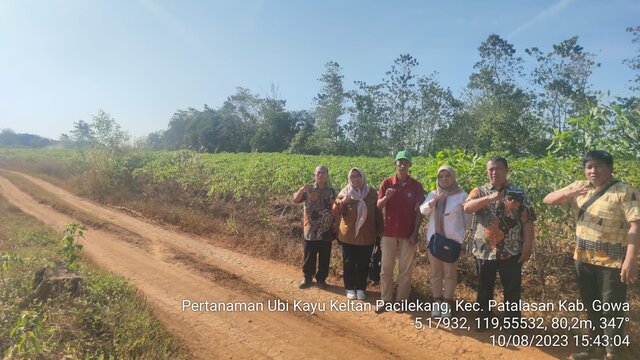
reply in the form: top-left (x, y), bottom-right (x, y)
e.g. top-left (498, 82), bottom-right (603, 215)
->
top-left (33, 262), bottom-right (83, 300)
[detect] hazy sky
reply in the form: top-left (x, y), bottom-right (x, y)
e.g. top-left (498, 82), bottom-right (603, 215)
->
top-left (1, 0), bottom-right (638, 140)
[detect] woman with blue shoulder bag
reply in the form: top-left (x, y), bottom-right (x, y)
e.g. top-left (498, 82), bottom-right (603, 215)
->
top-left (420, 165), bottom-right (468, 318)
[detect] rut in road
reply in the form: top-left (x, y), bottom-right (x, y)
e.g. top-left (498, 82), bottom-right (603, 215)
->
top-left (0, 170), bottom-right (564, 359)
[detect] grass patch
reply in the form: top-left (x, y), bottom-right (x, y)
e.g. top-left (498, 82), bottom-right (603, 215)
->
top-left (0, 196), bottom-right (191, 359)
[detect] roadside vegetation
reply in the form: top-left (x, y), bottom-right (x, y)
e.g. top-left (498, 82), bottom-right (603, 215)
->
top-left (0, 196), bottom-right (191, 359)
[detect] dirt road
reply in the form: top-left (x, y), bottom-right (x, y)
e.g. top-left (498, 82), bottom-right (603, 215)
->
top-left (0, 171), bottom-right (567, 359)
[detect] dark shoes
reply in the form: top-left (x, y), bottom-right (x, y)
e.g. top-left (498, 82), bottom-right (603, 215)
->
top-left (570, 347), bottom-right (605, 360)
top-left (299, 277), bottom-right (313, 289)
top-left (299, 277), bottom-right (328, 289)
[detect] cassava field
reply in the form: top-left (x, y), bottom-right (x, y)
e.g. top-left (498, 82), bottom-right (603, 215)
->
top-left (0, 147), bottom-right (638, 359)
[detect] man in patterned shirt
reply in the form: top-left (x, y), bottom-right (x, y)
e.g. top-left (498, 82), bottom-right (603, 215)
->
top-left (293, 165), bottom-right (336, 289)
top-left (464, 156), bottom-right (536, 325)
top-left (544, 150), bottom-right (639, 360)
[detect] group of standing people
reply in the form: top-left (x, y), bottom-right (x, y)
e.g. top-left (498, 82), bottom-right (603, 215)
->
top-left (293, 150), bottom-right (638, 360)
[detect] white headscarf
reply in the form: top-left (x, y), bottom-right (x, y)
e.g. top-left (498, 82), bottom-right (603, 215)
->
top-left (338, 168), bottom-right (369, 237)
top-left (434, 165), bottom-right (462, 236)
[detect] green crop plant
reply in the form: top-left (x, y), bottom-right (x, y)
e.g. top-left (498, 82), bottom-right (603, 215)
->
top-left (5, 310), bottom-right (46, 359)
top-left (60, 224), bottom-right (87, 271)
top-left (0, 253), bottom-right (23, 286)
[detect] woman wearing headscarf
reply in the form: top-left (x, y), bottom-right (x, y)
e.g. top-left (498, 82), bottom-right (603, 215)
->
top-left (420, 165), bottom-right (468, 318)
top-left (332, 168), bottom-right (384, 300)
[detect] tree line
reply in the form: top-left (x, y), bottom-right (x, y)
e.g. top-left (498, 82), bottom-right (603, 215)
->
top-left (1, 110), bottom-right (130, 150)
top-left (143, 30), bottom-right (640, 158)
top-left (0, 129), bottom-right (55, 148)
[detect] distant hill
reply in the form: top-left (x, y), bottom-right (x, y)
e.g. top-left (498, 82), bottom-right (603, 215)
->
top-left (0, 129), bottom-right (57, 148)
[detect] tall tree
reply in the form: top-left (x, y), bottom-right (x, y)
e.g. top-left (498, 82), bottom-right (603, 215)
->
top-left (469, 90), bottom-right (547, 156)
top-left (251, 98), bottom-right (293, 152)
top-left (91, 110), bottom-right (130, 149)
top-left (469, 34), bottom-right (523, 96)
top-left (161, 108), bottom-right (200, 150)
top-left (414, 73), bottom-right (462, 154)
top-left (384, 54), bottom-right (420, 153)
top-left (527, 36), bottom-right (599, 131)
top-left (310, 61), bottom-right (347, 154)
top-left (183, 105), bottom-right (223, 152)
top-left (219, 87), bottom-right (262, 151)
top-left (67, 120), bottom-right (95, 148)
top-left (467, 34), bottom-right (545, 155)
top-left (346, 81), bottom-right (389, 156)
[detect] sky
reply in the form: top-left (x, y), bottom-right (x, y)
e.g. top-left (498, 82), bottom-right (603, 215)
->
top-left (1, 0), bottom-right (639, 140)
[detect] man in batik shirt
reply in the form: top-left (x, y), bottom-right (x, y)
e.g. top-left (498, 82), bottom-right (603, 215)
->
top-left (464, 156), bottom-right (536, 324)
top-left (293, 165), bottom-right (336, 289)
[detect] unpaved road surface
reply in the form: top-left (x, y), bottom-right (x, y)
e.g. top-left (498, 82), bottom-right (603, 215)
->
top-left (0, 171), bottom-right (568, 359)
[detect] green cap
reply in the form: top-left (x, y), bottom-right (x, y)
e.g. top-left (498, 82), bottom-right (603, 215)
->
top-left (395, 150), bottom-right (412, 163)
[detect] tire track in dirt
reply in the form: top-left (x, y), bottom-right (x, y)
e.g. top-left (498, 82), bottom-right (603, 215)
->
top-left (0, 169), bottom-right (153, 251)
top-left (0, 171), bottom-right (567, 359)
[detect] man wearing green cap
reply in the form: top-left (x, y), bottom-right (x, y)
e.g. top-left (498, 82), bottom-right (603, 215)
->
top-left (376, 150), bottom-right (425, 312)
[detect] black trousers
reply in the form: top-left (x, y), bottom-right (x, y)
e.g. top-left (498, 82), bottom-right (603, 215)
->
top-left (303, 240), bottom-right (332, 281)
top-left (341, 243), bottom-right (374, 290)
top-left (476, 254), bottom-right (522, 319)
top-left (575, 261), bottom-right (627, 353)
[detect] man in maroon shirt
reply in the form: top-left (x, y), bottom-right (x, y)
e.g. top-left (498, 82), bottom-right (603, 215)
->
top-left (376, 151), bottom-right (425, 312)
